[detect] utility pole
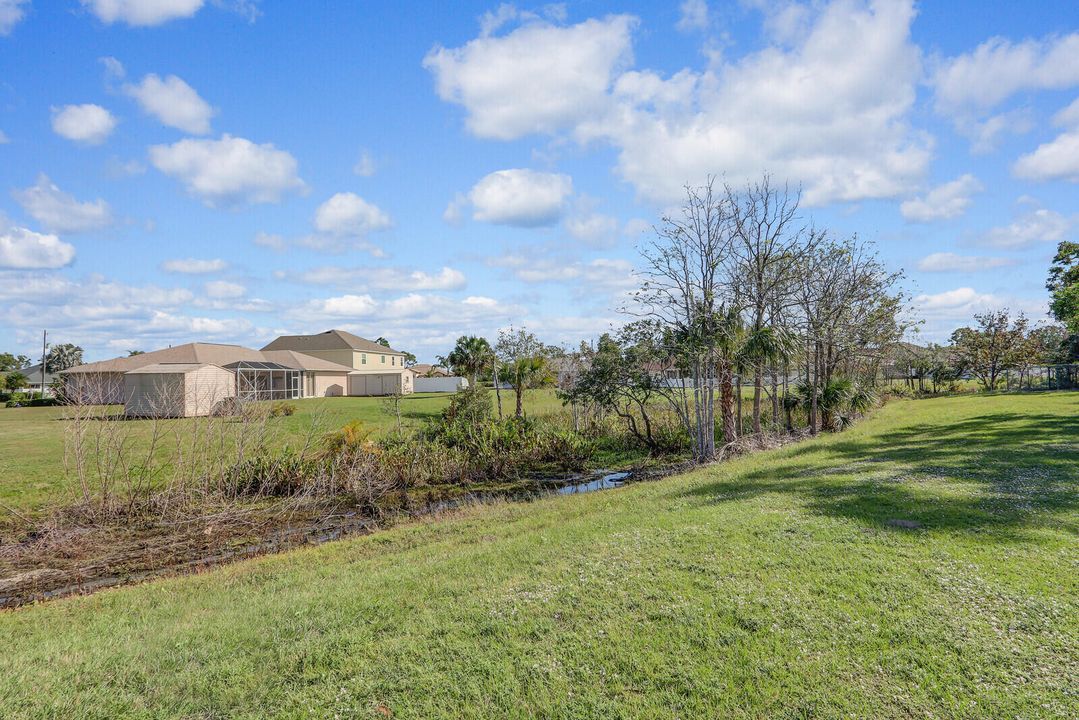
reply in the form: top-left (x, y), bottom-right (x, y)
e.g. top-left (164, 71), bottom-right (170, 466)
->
top-left (40, 329), bottom-right (47, 397)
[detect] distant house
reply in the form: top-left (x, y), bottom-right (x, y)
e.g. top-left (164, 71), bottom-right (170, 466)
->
top-left (408, 363), bottom-right (451, 378)
top-left (3, 363), bottom-right (58, 394)
top-left (62, 342), bottom-right (358, 412)
top-left (261, 329), bottom-right (413, 396)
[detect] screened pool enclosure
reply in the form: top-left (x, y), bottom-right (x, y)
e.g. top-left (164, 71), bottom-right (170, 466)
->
top-left (225, 361), bottom-right (302, 401)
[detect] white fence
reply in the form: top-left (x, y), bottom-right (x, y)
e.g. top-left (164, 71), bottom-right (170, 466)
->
top-left (414, 376), bottom-right (469, 393)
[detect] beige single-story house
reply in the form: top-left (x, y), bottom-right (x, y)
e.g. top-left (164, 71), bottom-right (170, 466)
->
top-left (62, 342), bottom-right (359, 413)
top-left (261, 329), bottom-right (413, 396)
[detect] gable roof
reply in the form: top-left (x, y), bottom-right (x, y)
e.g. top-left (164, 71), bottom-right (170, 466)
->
top-left (126, 362), bottom-right (227, 375)
top-left (261, 350), bottom-right (354, 372)
top-left (64, 343), bottom-right (265, 374)
top-left (63, 344), bottom-right (358, 375)
top-left (3, 363), bottom-right (58, 384)
top-left (261, 329), bottom-right (404, 355)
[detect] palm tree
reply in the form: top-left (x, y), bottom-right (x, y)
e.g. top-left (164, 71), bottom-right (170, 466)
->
top-left (44, 343), bottom-right (83, 373)
top-left (441, 335), bottom-right (493, 386)
top-left (499, 355), bottom-right (551, 418)
top-left (739, 326), bottom-right (798, 433)
top-left (788, 377), bottom-right (877, 432)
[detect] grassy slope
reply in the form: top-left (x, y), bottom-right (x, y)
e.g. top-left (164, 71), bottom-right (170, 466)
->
top-left (2, 393), bottom-right (1077, 718)
top-left (0, 390), bottom-right (567, 516)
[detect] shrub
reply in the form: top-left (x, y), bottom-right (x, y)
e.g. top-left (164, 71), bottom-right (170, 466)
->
top-left (269, 401), bottom-right (297, 417)
top-left (534, 429), bottom-right (593, 472)
top-left (323, 420), bottom-right (375, 456)
top-left (217, 448), bottom-right (325, 498)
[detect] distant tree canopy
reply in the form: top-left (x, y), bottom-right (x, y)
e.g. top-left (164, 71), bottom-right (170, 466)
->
top-left (950, 310), bottom-right (1028, 391)
top-left (402, 351), bottom-right (417, 367)
top-left (495, 329), bottom-right (552, 418)
top-left (44, 343), bottom-right (83, 373)
top-left (0, 353), bottom-right (31, 371)
top-left (375, 337), bottom-right (391, 348)
top-left (127, 350), bottom-right (145, 356)
top-left (4, 371), bottom-right (27, 391)
top-left (441, 335), bottom-right (492, 384)
top-left (1047, 241), bottom-right (1079, 335)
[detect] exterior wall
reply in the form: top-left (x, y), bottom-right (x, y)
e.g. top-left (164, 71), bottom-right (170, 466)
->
top-left (68, 372), bottom-right (127, 405)
top-left (124, 373), bottom-right (185, 417)
top-left (285, 349), bottom-right (355, 369)
top-left (353, 350), bottom-right (406, 371)
top-left (349, 372), bottom-right (412, 396)
top-left (266, 347), bottom-right (406, 372)
top-left (124, 367), bottom-right (236, 417)
top-left (311, 371), bottom-right (348, 397)
top-left (184, 366), bottom-right (237, 416)
top-left (414, 376), bottom-right (469, 393)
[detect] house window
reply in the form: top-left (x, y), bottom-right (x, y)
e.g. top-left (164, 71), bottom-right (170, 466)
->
top-left (381, 355), bottom-right (386, 363)
top-left (361, 354), bottom-right (367, 365)
top-left (391, 356), bottom-right (396, 366)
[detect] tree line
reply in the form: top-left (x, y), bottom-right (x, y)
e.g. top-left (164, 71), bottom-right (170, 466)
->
top-left (438, 177), bottom-right (909, 463)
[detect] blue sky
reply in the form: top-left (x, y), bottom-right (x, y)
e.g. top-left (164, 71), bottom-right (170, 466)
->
top-left (1, 0), bottom-right (1077, 362)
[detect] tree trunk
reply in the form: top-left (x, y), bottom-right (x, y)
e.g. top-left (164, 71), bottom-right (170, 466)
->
top-left (809, 342), bottom-right (819, 436)
top-left (492, 357), bottom-right (503, 419)
top-left (770, 365), bottom-right (779, 429)
top-left (719, 363), bottom-right (735, 444)
top-left (735, 374), bottom-right (743, 439)
top-left (752, 364), bottom-right (762, 434)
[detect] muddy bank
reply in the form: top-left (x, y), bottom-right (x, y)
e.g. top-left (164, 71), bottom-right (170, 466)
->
top-left (2, 463), bottom-right (694, 610)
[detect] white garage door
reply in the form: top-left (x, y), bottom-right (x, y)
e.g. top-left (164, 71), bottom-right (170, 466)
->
top-left (349, 374), bottom-right (399, 396)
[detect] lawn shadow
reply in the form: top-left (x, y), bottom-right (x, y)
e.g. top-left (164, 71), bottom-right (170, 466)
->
top-left (677, 406), bottom-right (1079, 540)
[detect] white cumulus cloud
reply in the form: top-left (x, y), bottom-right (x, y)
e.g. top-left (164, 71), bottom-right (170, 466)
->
top-left (933, 32), bottom-right (1079, 116)
top-left (424, 14), bottom-right (636, 140)
top-left (916, 253), bottom-right (1018, 273)
top-left (900, 174), bottom-right (983, 222)
top-left (1013, 131), bottom-right (1079, 183)
top-left (428, 1), bottom-right (929, 206)
top-left (0, 226), bottom-right (76, 269)
top-left (313, 192), bottom-right (392, 236)
top-left (204, 280), bottom-right (245, 298)
top-left (981, 207), bottom-right (1072, 249)
top-left (582, 0), bottom-right (928, 205)
top-left (1053, 96), bottom-right (1079, 128)
top-left (676, 0), bottom-right (709, 33)
top-left (124, 73), bottom-right (215, 134)
top-left (149, 134), bottom-right (304, 206)
top-left (12, 174), bottom-right (113, 233)
top-left (468, 169), bottom-right (572, 227)
top-left (51, 104), bottom-right (117, 145)
top-left (911, 286), bottom-right (1048, 341)
top-left (295, 266), bottom-right (466, 292)
top-left (80, 0), bottom-right (204, 26)
top-left (161, 257), bottom-right (227, 273)
top-left (0, 0), bottom-right (28, 35)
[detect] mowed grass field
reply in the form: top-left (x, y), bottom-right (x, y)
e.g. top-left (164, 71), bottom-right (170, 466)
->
top-left (1, 392), bottom-right (1076, 718)
top-left (0, 389), bottom-right (566, 518)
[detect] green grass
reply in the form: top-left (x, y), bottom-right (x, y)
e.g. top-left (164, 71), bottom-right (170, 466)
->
top-left (0, 389), bottom-right (567, 518)
top-left (2, 392), bottom-right (1076, 718)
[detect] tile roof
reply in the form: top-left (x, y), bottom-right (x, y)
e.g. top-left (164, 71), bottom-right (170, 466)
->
top-left (261, 329), bottom-right (403, 354)
top-left (64, 344), bottom-right (353, 375)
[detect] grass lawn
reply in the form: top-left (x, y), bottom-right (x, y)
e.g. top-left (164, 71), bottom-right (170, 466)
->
top-left (0, 389), bottom-right (567, 519)
top-left (1, 392), bottom-right (1076, 718)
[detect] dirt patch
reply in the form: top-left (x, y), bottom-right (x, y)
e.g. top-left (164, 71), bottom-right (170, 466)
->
top-left (0, 503), bottom-right (376, 609)
top-left (1, 463), bottom-right (695, 610)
